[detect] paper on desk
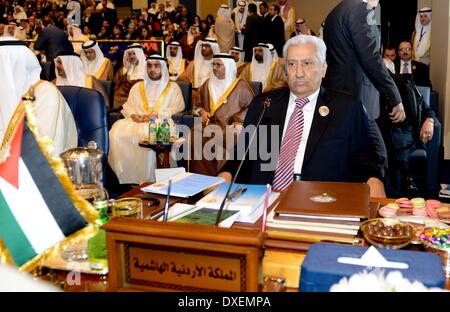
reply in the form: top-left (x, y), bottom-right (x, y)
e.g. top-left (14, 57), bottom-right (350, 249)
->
top-left (337, 246), bottom-right (409, 269)
top-left (155, 167), bottom-right (185, 182)
top-left (142, 172), bottom-right (225, 197)
top-left (236, 192), bottom-right (280, 223)
top-left (157, 203), bottom-right (198, 221)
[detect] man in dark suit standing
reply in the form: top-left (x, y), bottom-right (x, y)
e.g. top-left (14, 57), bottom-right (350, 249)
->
top-left (243, 3), bottom-right (263, 62)
top-left (220, 35), bottom-right (384, 197)
top-left (259, 2), bottom-right (271, 43)
top-left (34, 16), bottom-right (73, 63)
top-left (267, 4), bottom-right (286, 57)
top-left (395, 41), bottom-right (432, 88)
top-left (323, 0), bottom-right (406, 178)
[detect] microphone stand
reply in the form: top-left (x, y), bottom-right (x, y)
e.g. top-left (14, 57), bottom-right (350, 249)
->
top-left (215, 97), bottom-right (271, 226)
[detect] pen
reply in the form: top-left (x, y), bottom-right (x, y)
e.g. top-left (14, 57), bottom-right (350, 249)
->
top-left (227, 187), bottom-right (247, 202)
top-left (163, 179), bottom-right (172, 222)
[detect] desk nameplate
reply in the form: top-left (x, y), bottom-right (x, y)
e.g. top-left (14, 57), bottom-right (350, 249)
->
top-left (125, 243), bottom-right (244, 291)
top-left (104, 218), bottom-right (264, 292)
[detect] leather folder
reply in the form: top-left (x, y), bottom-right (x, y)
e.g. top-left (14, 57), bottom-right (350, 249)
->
top-left (275, 181), bottom-right (370, 221)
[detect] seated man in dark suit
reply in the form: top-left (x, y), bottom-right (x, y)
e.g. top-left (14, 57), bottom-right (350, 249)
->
top-left (219, 34), bottom-right (385, 197)
top-left (395, 41), bottom-right (432, 88)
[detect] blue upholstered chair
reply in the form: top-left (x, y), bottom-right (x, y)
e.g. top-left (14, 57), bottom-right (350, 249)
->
top-left (99, 80), bottom-right (115, 109)
top-left (249, 81), bottom-right (263, 96)
top-left (173, 80), bottom-right (193, 127)
top-left (409, 86), bottom-right (442, 197)
top-left (57, 86), bottom-right (109, 164)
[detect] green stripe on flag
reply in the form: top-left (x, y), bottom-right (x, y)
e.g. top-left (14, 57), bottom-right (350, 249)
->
top-left (0, 189), bottom-right (37, 266)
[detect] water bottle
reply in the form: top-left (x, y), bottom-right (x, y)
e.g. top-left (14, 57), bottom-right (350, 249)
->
top-left (148, 118), bottom-right (157, 144)
top-left (156, 119), bottom-right (163, 143)
top-left (161, 117), bottom-right (171, 144)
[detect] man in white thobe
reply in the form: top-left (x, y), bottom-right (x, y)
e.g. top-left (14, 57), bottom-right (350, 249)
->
top-left (239, 43), bottom-right (286, 91)
top-left (278, 0), bottom-right (295, 41)
top-left (232, 1), bottom-right (248, 50)
top-left (166, 41), bottom-right (188, 80)
top-left (178, 38), bottom-right (220, 89)
top-left (215, 4), bottom-right (235, 53)
top-left (412, 7), bottom-right (432, 65)
top-left (54, 52), bottom-right (110, 109)
top-left (67, 0), bottom-right (81, 25)
top-left (80, 39), bottom-right (114, 81)
top-left (67, 24), bottom-right (86, 54)
top-left (108, 55), bottom-right (185, 184)
top-left (0, 40), bottom-right (77, 156)
top-left (229, 46), bottom-right (247, 76)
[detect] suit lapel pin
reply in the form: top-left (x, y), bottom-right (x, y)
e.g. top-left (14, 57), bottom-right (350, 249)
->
top-left (319, 106), bottom-right (330, 117)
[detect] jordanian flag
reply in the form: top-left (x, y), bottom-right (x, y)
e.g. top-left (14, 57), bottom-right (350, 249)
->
top-left (0, 116), bottom-right (87, 267)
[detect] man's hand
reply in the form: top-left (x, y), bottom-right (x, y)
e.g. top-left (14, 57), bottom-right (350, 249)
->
top-left (367, 177), bottom-right (386, 198)
top-left (389, 103), bottom-right (406, 123)
top-left (130, 114), bottom-right (148, 123)
top-left (199, 109), bottom-right (211, 124)
top-left (217, 172), bottom-right (232, 183)
top-left (420, 118), bottom-right (434, 144)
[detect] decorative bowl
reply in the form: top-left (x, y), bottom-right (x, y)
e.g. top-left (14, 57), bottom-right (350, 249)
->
top-left (360, 218), bottom-right (416, 249)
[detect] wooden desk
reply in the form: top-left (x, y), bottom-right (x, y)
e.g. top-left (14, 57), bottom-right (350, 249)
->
top-left (51, 186), bottom-right (450, 291)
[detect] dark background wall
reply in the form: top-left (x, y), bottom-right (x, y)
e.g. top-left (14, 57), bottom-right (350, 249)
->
top-left (380, 0), bottom-right (417, 49)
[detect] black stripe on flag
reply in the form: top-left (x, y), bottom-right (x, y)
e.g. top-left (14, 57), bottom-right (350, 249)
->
top-left (21, 123), bottom-right (87, 236)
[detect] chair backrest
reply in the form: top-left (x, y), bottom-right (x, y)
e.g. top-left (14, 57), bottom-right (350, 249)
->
top-left (99, 80), bottom-right (115, 110)
top-left (249, 81), bottom-right (263, 96)
top-left (58, 86), bottom-right (109, 162)
top-left (175, 80), bottom-right (192, 111)
top-left (416, 86), bottom-right (431, 109)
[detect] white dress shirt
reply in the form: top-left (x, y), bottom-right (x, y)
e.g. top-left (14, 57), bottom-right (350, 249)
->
top-left (281, 88), bottom-right (320, 175)
top-left (400, 60), bottom-right (412, 74)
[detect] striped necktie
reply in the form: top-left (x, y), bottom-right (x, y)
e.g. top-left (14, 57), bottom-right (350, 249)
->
top-left (403, 62), bottom-right (409, 74)
top-left (272, 97), bottom-right (309, 191)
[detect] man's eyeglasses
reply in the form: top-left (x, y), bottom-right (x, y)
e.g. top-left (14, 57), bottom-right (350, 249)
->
top-left (399, 48), bottom-right (412, 52)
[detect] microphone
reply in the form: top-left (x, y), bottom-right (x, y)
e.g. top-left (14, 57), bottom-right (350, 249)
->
top-left (215, 96), bottom-right (271, 226)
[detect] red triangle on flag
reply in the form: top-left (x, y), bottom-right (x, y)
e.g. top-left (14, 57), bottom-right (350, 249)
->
top-left (0, 116), bottom-right (24, 189)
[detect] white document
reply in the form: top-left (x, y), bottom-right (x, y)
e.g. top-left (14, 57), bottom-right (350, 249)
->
top-left (236, 193), bottom-right (280, 223)
top-left (155, 167), bottom-right (186, 182)
top-left (141, 172), bottom-right (225, 198)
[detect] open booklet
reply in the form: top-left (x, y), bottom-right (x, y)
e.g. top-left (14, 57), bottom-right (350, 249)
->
top-left (141, 172), bottom-right (225, 198)
top-left (155, 190), bottom-right (280, 227)
top-left (156, 203), bottom-right (240, 228)
top-left (196, 183), bottom-right (271, 215)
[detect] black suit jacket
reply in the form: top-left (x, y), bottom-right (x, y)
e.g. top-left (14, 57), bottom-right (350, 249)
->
top-left (267, 15), bottom-right (285, 57)
top-left (323, 0), bottom-right (401, 120)
top-left (259, 13), bottom-right (272, 44)
top-left (34, 25), bottom-right (73, 62)
top-left (243, 14), bottom-right (263, 62)
top-left (394, 59), bottom-right (432, 88)
top-left (224, 87), bottom-right (381, 185)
